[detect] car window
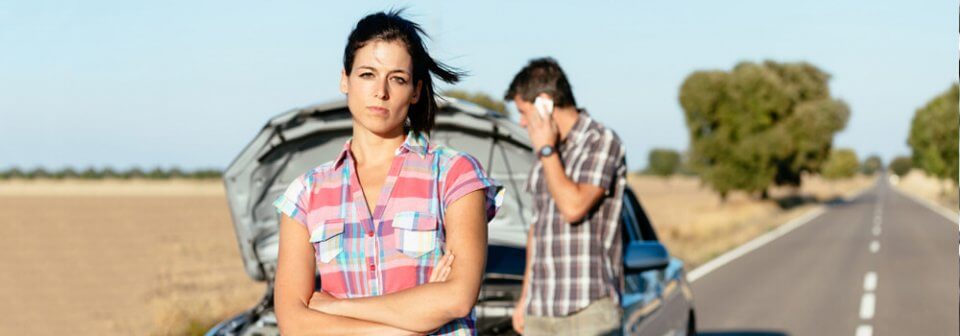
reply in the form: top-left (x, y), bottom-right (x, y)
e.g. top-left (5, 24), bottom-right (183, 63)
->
top-left (621, 190), bottom-right (641, 242)
top-left (623, 188), bottom-right (659, 241)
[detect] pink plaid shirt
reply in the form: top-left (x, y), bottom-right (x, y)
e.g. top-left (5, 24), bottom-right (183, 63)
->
top-left (274, 131), bottom-right (502, 335)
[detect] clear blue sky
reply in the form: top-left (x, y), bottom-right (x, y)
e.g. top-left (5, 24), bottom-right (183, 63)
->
top-left (1, 1), bottom-right (956, 171)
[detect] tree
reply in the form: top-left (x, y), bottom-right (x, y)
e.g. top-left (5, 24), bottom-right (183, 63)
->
top-left (443, 90), bottom-right (509, 117)
top-left (679, 60), bottom-right (849, 198)
top-left (822, 148), bottom-right (859, 179)
top-left (908, 83), bottom-right (959, 183)
top-left (889, 156), bottom-right (912, 177)
top-left (646, 148), bottom-right (682, 177)
top-left (861, 155), bottom-right (883, 175)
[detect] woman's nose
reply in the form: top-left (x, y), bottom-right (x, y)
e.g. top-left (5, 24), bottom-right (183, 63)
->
top-left (374, 79), bottom-right (389, 100)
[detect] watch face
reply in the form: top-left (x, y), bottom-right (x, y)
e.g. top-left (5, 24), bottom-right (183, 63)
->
top-left (539, 146), bottom-right (554, 157)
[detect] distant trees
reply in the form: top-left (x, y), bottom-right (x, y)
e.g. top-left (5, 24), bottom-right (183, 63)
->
top-left (0, 167), bottom-right (222, 180)
top-left (679, 60), bottom-right (849, 198)
top-left (442, 90), bottom-right (509, 117)
top-left (822, 149), bottom-right (859, 180)
top-left (888, 156), bottom-right (912, 177)
top-left (908, 83), bottom-right (959, 183)
top-left (860, 155), bottom-right (883, 175)
top-left (645, 148), bottom-right (682, 177)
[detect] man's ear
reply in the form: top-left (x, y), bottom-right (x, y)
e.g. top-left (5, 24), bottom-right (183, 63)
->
top-left (410, 80), bottom-right (423, 104)
top-left (340, 70), bottom-right (349, 94)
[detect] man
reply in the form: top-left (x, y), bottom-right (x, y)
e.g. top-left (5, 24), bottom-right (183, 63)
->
top-left (505, 58), bottom-right (627, 336)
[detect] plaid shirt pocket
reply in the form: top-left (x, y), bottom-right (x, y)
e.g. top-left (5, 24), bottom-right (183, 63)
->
top-left (392, 211), bottom-right (439, 258)
top-left (310, 218), bottom-right (345, 263)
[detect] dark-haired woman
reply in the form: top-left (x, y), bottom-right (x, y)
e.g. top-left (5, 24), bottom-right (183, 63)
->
top-left (272, 10), bottom-right (502, 336)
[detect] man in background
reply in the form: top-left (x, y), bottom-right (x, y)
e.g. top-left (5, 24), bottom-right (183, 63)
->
top-left (505, 58), bottom-right (628, 336)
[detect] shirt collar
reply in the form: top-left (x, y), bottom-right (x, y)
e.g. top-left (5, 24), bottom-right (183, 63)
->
top-left (397, 130), bottom-right (430, 158)
top-left (561, 109), bottom-right (591, 147)
top-left (333, 130), bottom-right (429, 169)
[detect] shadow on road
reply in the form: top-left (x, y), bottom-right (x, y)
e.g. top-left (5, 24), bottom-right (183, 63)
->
top-left (773, 194), bottom-right (818, 209)
top-left (697, 331), bottom-right (789, 336)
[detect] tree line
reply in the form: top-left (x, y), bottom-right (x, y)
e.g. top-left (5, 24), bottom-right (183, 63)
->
top-left (0, 167), bottom-right (223, 180)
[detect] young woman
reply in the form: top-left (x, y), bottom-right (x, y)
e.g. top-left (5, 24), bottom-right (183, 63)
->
top-left (272, 10), bottom-right (502, 336)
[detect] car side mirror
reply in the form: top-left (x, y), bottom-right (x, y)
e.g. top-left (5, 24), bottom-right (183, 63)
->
top-left (624, 241), bottom-right (669, 273)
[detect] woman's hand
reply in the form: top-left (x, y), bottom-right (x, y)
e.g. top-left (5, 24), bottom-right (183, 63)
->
top-left (308, 290), bottom-right (338, 313)
top-left (428, 252), bottom-right (455, 283)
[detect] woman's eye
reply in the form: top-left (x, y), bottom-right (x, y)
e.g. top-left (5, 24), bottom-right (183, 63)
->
top-left (359, 72), bottom-right (374, 79)
top-left (391, 77), bottom-right (408, 85)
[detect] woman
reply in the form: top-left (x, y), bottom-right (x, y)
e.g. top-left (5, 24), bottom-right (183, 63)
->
top-left (272, 10), bottom-right (502, 336)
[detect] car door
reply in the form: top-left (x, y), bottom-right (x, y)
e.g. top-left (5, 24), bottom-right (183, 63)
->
top-left (620, 188), bottom-right (672, 336)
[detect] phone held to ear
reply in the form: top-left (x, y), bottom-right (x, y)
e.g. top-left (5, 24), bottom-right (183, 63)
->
top-left (534, 96), bottom-right (554, 119)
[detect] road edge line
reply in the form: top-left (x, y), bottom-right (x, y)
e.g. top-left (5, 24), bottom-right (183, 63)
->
top-left (686, 206), bottom-right (826, 283)
top-left (687, 182), bottom-right (875, 283)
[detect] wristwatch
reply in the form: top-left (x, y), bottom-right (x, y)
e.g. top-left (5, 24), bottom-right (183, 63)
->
top-left (537, 145), bottom-right (556, 159)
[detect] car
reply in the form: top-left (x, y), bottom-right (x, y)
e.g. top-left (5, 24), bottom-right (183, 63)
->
top-left (210, 97), bottom-right (696, 336)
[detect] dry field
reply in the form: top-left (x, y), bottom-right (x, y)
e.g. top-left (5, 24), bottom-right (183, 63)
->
top-left (629, 173), bottom-right (878, 269)
top-left (2, 175), bottom-right (876, 335)
top-left (892, 169), bottom-right (959, 216)
top-left (0, 179), bottom-right (263, 336)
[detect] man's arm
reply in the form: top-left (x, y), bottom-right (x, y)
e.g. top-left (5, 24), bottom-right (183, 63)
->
top-left (512, 223), bottom-right (535, 333)
top-left (274, 214), bottom-right (421, 336)
top-left (539, 154), bottom-right (606, 223)
top-left (309, 190), bottom-right (489, 334)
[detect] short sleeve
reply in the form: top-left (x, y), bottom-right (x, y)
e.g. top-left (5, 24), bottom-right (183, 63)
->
top-left (442, 154), bottom-right (504, 222)
top-left (273, 172), bottom-right (313, 227)
top-left (575, 129), bottom-right (626, 190)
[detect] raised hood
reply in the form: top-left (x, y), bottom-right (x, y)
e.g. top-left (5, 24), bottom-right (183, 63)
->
top-left (223, 97), bottom-right (536, 281)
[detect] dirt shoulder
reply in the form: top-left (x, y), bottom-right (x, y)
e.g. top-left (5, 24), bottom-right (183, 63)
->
top-left (890, 170), bottom-right (959, 216)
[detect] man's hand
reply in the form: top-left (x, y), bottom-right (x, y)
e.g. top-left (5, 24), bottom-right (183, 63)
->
top-left (512, 297), bottom-right (525, 334)
top-left (526, 104), bottom-right (559, 152)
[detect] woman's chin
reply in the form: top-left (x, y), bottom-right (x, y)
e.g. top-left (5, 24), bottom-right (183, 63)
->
top-left (357, 120), bottom-right (405, 137)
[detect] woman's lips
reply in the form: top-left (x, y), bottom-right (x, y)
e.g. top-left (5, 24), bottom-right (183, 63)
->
top-left (366, 106), bottom-right (389, 115)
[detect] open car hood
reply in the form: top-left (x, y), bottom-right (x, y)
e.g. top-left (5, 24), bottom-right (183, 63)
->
top-left (223, 97), bottom-right (536, 281)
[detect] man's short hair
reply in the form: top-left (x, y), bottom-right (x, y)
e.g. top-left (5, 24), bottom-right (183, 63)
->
top-left (504, 57), bottom-right (577, 108)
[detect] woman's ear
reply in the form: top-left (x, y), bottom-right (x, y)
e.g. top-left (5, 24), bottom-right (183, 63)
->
top-left (410, 80), bottom-right (423, 104)
top-left (340, 70), bottom-right (349, 94)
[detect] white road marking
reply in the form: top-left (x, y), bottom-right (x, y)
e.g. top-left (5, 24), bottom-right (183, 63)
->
top-left (872, 226), bottom-right (881, 236)
top-left (856, 324), bottom-right (873, 336)
top-left (863, 272), bottom-right (877, 292)
top-left (873, 215), bottom-right (881, 226)
top-left (869, 241), bottom-right (880, 253)
top-left (687, 181), bottom-right (875, 283)
top-left (860, 293), bottom-right (876, 319)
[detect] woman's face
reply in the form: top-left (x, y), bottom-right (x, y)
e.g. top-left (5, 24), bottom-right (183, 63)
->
top-left (341, 40), bottom-right (422, 137)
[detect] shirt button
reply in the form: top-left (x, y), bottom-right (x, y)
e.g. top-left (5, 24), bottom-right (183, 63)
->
top-left (369, 264), bottom-right (376, 271)
top-left (367, 231), bottom-right (374, 237)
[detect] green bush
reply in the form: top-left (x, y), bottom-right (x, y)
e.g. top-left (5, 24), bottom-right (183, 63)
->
top-left (889, 156), bottom-right (912, 177)
top-left (822, 149), bottom-right (859, 180)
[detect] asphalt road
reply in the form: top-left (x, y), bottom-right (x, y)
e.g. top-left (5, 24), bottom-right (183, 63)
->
top-left (691, 178), bottom-right (958, 336)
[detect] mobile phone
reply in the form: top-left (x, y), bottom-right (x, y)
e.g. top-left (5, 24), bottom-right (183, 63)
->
top-left (534, 96), bottom-right (554, 119)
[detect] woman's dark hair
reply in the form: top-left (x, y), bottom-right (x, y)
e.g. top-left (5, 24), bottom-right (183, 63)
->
top-left (343, 9), bottom-right (463, 136)
top-left (504, 57), bottom-right (577, 108)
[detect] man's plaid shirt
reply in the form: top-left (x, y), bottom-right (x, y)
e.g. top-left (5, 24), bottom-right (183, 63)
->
top-left (524, 110), bottom-right (627, 317)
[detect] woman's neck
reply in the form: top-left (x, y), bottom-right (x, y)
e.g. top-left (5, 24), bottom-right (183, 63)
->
top-left (350, 125), bottom-right (406, 166)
